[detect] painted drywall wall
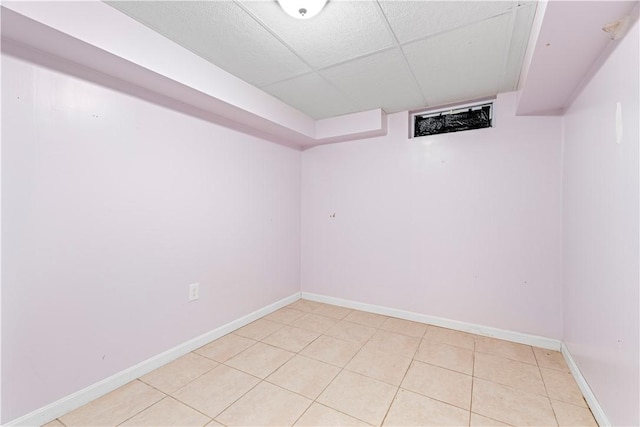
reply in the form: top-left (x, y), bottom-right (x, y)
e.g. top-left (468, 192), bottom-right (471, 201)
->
top-left (1, 53), bottom-right (301, 422)
top-left (301, 92), bottom-right (563, 339)
top-left (562, 19), bottom-right (639, 427)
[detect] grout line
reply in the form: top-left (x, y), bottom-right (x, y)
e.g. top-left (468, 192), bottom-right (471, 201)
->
top-left (111, 380), bottom-right (167, 427)
top-left (217, 302), bottom-right (344, 426)
top-left (534, 350), bottom-right (561, 427)
top-left (379, 322), bottom-right (423, 426)
top-left (114, 395), bottom-right (172, 427)
top-left (292, 306), bottom-right (379, 426)
top-left (137, 353), bottom-right (219, 394)
top-left (311, 311), bottom-right (394, 425)
top-left (209, 368), bottom-right (265, 424)
top-left (139, 370), bottom-right (216, 422)
top-left (469, 338), bottom-right (477, 427)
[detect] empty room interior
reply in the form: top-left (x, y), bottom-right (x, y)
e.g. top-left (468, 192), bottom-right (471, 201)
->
top-left (1, 0), bottom-right (639, 426)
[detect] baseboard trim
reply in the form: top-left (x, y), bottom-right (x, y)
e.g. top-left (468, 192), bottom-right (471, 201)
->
top-left (6, 292), bottom-right (301, 427)
top-left (301, 292), bottom-right (561, 350)
top-left (560, 343), bottom-right (611, 426)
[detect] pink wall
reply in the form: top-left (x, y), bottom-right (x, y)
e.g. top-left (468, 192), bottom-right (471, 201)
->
top-left (301, 92), bottom-right (563, 339)
top-left (561, 18), bottom-right (639, 427)
top-left (1, 53), bottom-right (301, 422)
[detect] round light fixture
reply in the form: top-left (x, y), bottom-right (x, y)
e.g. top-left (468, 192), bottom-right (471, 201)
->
top-left (278, 0), bottom-right (328, 19)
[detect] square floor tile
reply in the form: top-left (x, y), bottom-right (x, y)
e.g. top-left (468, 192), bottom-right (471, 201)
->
top-left (225, 342), bottom-right (294, 378)
top-left (300, 334), bottom-right (362, 367)
top-left (540, 367), bottom-right (587, 407)
top-left (383, 389), bottom-right (470, 426)
top-left (172, 365), bottom-right (259, 418)
top-left (380, 317), bottom-right (427, 338)
top-left (344, 310), bottom-right (388, 328)
top-left (267, 354), bottom-right (340, 399)
top-left (474, 336), bottom-right (536, 365)
top-left (424, 326), bottom-right (475, 350)
top-left (317, 370), bottom-right (397, 426)
top-left (533, 347), bottom-right (569, 372)
top-left (551, 399), bottom-right (598, 426)
top-left (474, 352), bottom-right (546, 396)
top-left (140, 352), bottom-right (217, 394)
top-left (265, 307), bottom-right (306, 324)
top-left (472, 378), bottom-right (557, 426)
top-left (262, 325), bottom-right (320, 352)
top-left (324, 321), bottom-right (376, 345)
top-left (401, 361), bottom-right (472, 410)
top-left (292, 313), bottom-right (340, 333)
top-left (346, 342), bottom-right (412, 386)
top-left (294, 402), bottom-right (371, 426)
top-left (234, 319), bottom-right (284, 340)
top-left (120, 396), bottom-right (211, 426)
top-left (367, 329), bottom-right (421, 358)
top-left (415, 339), bottom-right (474, 375)
top-left (195, 334), bottom-right (256, 363)
top-left (215, 382), bottom-right (311, 426)
top-left (59, 380), bottom-right (164, 427)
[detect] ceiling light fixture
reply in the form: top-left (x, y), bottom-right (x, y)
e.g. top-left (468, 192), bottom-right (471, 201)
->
top-left (278, 0), bottom-right (328, 19)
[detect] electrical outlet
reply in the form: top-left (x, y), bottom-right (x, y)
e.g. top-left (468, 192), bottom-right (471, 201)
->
top-left (189, 283), bottom-right (199, 302)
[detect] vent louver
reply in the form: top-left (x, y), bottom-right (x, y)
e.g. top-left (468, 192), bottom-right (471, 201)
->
top-left (412, 102), bottom-right (493, 138)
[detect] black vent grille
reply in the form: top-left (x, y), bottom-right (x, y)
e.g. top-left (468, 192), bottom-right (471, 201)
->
top-left (413, 103), bottom-right (492, 138)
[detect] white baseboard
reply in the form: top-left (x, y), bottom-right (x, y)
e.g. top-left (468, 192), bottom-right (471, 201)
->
top-left (301, 292), bottom-right (561, 351)
top-left (7, 292), bottom-right (301, 427)
top-left (561, 343), bottom-right (610, 427)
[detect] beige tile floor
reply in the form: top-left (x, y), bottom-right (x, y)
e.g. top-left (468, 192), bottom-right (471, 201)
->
top-left (44, 299), bottom-right (598, 427)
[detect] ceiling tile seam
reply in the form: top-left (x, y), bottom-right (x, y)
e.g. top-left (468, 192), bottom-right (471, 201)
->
top-left (373, 0), bottom-right (429, 107)
top-left (231, 0), bottom-right (317, 71)
top-left (259, 44), bottom-right (416, 89)
top-left (315, 45), bottom-right (396, 73)
top-left (257, 69), bottom-right (317, 89)
top-left (509, 3), bottom-right (537, 92)
top-left (261, 69), bottom-right (370, 117)
top-left (232, 0), bottom-right (367, 113)
top-left (312, 72), bottom-right (370, 116)
top-left (497, 6), bottom-right (520, 93)
top-left (232, 1), bottom-right (400, 77)
top-left (397, 9), bottom-right (516, 49)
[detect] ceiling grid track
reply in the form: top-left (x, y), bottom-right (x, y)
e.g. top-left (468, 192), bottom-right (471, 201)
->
top-left (373, 0), bottom-right (429, 108)
top-left (232, 0), bottom-right (315, 75)
top-left (232, 0), bottom-right (369, 116)
top-left (497, 3), bottom-right (524, 94)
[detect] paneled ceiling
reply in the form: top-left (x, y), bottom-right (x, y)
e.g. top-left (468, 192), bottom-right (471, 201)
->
top-left (106, 1), bottom-right (537, 120)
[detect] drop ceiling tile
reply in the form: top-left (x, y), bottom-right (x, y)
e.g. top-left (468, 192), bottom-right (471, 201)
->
top-left (320, 48), bottom-right (426, 114)
top-left (403, 13), bottom-right (511, 107)
top-left (262, 73), bottom-right (360, 119)
top-left (106, 1), bottom-right (311, 87)
top-left (240, 0), bottom-right (394, 69)
top-left (379, 1), bottom-right (514, 44)
top-left (500, 3), bottom-right (537, 92)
